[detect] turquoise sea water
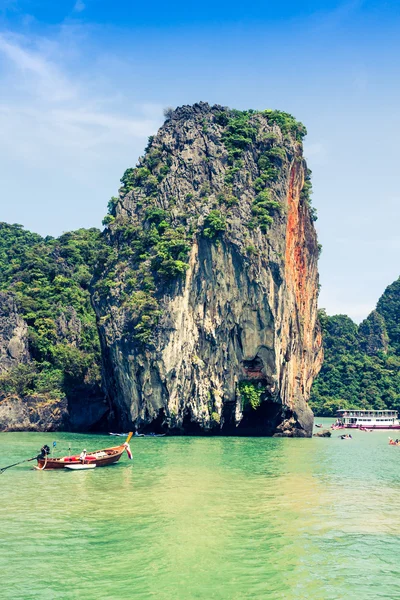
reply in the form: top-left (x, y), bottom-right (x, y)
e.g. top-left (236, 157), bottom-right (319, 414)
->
top-left (1, 419), bottom-right (400, 599)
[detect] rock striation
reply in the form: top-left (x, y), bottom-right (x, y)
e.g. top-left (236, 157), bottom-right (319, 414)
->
top-left (0, 292), bottom-right (30, 373)
top-left (93, 102), bottom-right (323, 436)
top-left (0, 395), bottom-right (68, 432)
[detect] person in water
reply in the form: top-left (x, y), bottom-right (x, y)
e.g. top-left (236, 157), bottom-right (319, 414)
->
top-left (79, 449), bottom-right (87, 463)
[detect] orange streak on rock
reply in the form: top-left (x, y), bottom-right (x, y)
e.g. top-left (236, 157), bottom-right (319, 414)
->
top-left (284, 158), bottom-right (322, 405)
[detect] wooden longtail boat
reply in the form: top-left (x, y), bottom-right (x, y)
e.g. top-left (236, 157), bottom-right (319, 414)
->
top-left (36, 433), bottom-right (133, 470)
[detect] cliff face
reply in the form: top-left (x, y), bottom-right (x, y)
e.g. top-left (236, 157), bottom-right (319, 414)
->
top-left (93, 102), bottom-right (322, 436)
top-left (0, 292), bottom-right (30, 373)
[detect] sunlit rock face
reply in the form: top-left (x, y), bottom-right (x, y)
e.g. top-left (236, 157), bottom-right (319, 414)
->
top-left (93, 102), bottom-right (323, 436)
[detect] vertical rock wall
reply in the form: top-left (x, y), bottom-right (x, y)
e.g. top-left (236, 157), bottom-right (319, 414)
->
top-left (93, 102), bottom-right (323, 436)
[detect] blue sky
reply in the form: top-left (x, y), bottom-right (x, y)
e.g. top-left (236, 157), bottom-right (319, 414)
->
top-left (0, 0), bottom-right (399, 321)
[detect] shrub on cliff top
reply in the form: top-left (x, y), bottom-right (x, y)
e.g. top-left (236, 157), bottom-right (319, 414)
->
top-left (221, 112), bottom-right (259, 161)
top-left (262, 109), bottom-right (307, 141)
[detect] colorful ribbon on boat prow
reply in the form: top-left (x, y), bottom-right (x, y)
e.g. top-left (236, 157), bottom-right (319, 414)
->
top-left (124, 442), bottom-right (133, 460)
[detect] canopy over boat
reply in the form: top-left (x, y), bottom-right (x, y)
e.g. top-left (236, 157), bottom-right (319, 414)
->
top-left (36, 433), bottom-right (133, 470)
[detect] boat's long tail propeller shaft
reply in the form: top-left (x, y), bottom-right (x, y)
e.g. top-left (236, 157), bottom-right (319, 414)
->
top-left (0, 456), bottom-right (38, 474)
top-left (1, 443), bottom-right (50, 474)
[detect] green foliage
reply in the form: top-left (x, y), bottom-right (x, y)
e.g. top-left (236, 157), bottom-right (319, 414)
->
top-left (214, 111), bottom-right (230, 127)
top-left (146, 207), bottom-right (169, 226)
top-left (376, 278), bottom-right (400, 354)
top-left (120, 168), bottom-right (137, 191)
top-left (102, 214), bottom-right (115, 226)
top-left (0, 361), bottom-right (64, 400)
top-left (0, 363), bottom-right (38, 397)
top-left (310, 298), bottom-right (400, 416)
top-left (239, 381), bottom-right (265, 411)
top-left (251, 190), bottom-right (281, 233)
top-left (246, 245), bottom-right (258, 256)
top-left (120, 167), bottom-right (157, 194)
top-left (253, 177), bottom-right (266, 193)
top-left (0, 223), bottom-right (104, 400)
top-left (97, 196), bottom-right (192, 344)
top-left (210, 411), bottom-right (221, 424)
top-left (358, 311), bottom-right (389, 355)
top-left (262, 109), bottom-right (307, 141)
top-left (125, 291), bottom-right (162, 343)
top-left (221, 111), bottom-right (259, 162)
top-left (257, 150), bottom-right (281, 184)
top-left (265, 146), bottom-right (287, 161)
top-left (203, 211), bottom-right (226, 239)
top-left (107, 196), bottom-right (119, 216)
top-left (145, 148), bottom-right (162, 171)
top-left (300, 169), bottom-right (318, 222)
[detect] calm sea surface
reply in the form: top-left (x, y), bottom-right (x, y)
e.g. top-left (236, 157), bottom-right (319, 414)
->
top-left (1, 419), bottom-right (400, 599)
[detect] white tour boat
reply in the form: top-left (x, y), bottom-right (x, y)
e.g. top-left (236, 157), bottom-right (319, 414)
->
top-left (335, 409), bottom-right (400, 430)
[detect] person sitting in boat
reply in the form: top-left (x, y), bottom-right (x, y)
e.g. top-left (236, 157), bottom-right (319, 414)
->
top-left (79, 449), bottom-right (87, 463)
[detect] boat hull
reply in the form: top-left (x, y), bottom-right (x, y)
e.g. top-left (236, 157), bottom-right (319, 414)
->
top-left (37, 451), bottom-right (124, 470)
top-left (35, 435), bottom-right (133, 470)
top-left (344, 425), bottom-right (400, 430)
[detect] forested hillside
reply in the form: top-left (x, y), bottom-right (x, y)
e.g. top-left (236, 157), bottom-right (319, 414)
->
top-left (0, 222), bottom-right (104, 405)
top-left (310, 278), bottom-right (400, 416)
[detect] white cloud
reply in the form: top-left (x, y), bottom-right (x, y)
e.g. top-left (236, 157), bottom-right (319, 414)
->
top-left (0, 32), bottom-right (78, 101)
top-left (0, 27), bottom-right (163, 234)
top-left (0, 32), bottom-right (161, 161)
top-left (73, 1), bottom-right (86, 13)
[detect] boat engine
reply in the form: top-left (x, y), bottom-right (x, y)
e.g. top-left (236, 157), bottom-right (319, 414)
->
top-left (38, 445), bottom-right (50, 458)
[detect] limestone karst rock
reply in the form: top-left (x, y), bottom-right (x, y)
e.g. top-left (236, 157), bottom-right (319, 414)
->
top-left (0, 292), bottom-right (30, 373)
top-left (92, 102), bottom-right (323, 436)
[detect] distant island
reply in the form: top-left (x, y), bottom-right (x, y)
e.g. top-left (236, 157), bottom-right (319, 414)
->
top-left (310, 277), bottom-right (400, 417)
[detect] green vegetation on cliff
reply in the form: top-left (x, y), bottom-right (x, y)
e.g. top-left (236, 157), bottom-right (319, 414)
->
top-left (0, 223), bottom-right (104, 401)
top-left (239, 381), bottom-right (266, 411)
top-left (96, 104), bottom-right (315, 347)
top-left (310, 278), bottom-right (400, 416)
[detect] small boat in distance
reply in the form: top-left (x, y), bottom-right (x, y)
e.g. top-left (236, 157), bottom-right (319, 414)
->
top-left (109, 432), bottom-right (166, 437)
top-left (388, 438), bottom-right (400, 446)
top-left (36, 433), bottom-right (133, 470)
top-left (335, 410), bottom-right (400, 430)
